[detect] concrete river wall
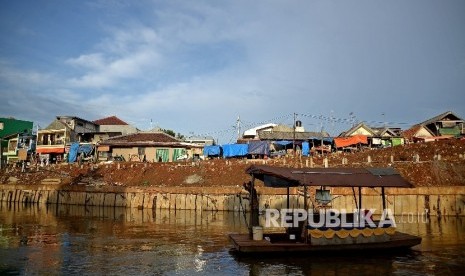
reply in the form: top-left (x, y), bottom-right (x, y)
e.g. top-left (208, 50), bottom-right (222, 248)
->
top-left (1, 184), bottom-right (464, 217)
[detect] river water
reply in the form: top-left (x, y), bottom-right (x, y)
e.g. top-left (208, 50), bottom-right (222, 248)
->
top-left (1, 203), bottom-right (464, 275)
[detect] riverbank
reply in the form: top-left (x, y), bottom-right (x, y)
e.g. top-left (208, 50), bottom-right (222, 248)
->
top-left (1, 140), bottom-right (464, 188)
top-left (1, 183), bottom-right (464, 216)
top-left (1, 140), bottom-right (464, 215)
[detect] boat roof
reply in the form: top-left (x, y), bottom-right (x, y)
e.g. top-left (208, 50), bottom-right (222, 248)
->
top-left (246, 165), bottom-right (413, 188)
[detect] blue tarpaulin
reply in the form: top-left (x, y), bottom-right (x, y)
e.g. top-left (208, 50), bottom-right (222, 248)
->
top-left (273, 141), bottom-right (293, 146)
top-left (78, 144), bottom-right (93, 155)
top-left (248, 141), bottom-right (270, 155)
top-left (68, 143), bottom-right (94, 163)
top-left (203, 145), bottom-right (221, 156)
top-left (302, 141), bottom-right (310, 156)
top-left (222, 144), bottom-right (248, 158)
top-left (68, 143), bottom-right (79, 163)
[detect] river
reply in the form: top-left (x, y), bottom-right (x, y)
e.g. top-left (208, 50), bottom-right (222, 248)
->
top-left (1, 203), bottom-right (464, 275)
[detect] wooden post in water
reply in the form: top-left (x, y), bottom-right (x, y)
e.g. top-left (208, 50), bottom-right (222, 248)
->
top-left (249, 174), bottom-right (259, 236)
top-left (358, 187), bottom-right (362, 211)
top-left (381, 187), bottom-right (386, 210)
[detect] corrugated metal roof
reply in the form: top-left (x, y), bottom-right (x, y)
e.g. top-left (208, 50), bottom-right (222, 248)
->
top-left (257, 131), bottom-right (329, 140)
top-left (246, 165), bottom-right (413, 188)
top-left (419, 111), bottom-right (464, 126)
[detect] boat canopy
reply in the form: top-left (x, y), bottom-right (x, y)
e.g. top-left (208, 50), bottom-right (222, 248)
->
top-left (246, 165), bottom-right (413, 188)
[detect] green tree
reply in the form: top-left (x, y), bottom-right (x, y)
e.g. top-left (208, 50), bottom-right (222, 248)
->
top-left (161, 129), bottom-right (176, 137)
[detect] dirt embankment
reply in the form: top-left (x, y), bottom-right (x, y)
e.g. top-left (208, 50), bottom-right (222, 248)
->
top-left (1, 140), bottom-right (464, 188)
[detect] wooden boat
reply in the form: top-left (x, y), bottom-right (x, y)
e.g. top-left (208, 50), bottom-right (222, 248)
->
top-left (229, 165), bottom-right (422, 254)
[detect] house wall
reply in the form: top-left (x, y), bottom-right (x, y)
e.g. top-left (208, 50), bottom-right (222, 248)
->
top-left (93, 134), bottom-right (110, 143)
top-left (112, 148), bottom-right (135, 160)
top-left (99, 125), bottom-right (138, 135)
top-left (350, 127), bottom-right (373, 136)
top-left (110, 147), bottom-right (189, 162)
top-left (57, 117), bottom-right (98, 134)
top-left (415, 127), bottom-right (434, 138)
top-left (37, 129), bottom-right (75, 146)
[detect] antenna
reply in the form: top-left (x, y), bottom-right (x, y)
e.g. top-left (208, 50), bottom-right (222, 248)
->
top-left (236, 116), bottom-right (241, 140)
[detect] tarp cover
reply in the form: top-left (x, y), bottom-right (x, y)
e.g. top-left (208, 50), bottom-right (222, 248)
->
top-left (273, 140), bottom-right (292, 146)
top-left (334, 135), bottom-right (368, 148)
top-left (248, 141), bottom-right (270, 155)
top-left (246, 165), bottom-right (413, 188)
top-left (302, 141), bottom-right (310, 156)
top-left (203, 145), bottom-right (221, 156)
top-left (391, 137), bottom-right (403, 146)
top-left (78, 144), bottom-right (93, 155)
top-left (68, 143), bottom-right (79, 163)
top-left (222, 144), bottom-right (248, 158)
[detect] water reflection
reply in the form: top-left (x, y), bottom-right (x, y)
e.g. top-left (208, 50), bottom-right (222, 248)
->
top-left (1, 202), bottom-right (464, 275)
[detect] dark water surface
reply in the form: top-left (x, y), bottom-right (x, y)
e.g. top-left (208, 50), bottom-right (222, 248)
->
top-left (1, 203), bottom-right (464, 275)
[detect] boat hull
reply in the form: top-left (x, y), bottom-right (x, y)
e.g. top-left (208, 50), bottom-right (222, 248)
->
top-left (229, 232), bottom-right (421, 254)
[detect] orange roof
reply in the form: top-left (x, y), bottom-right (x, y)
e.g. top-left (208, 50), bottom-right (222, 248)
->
top-left (93, 116), bottom-right (128, 126)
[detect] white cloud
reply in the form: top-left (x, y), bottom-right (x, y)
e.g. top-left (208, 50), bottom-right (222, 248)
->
top-left (1, 0), bottom-right (464, 139)
top-left (66, 53), bottom-right (105, 70)
top-left (66, 26), bottom-right (162, 88)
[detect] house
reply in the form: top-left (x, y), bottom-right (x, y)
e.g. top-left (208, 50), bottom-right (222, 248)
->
top-left (339, 122), bottom-right (376, 137)
top-left (254, 123), bottom-right (329, 141)
top-left (93, 115), bottom-right (138, 137)
top-left (418, 111), bottom-right (464, 137)
top-left (242, 123), bottom-right (278, 140)
top-left (185, 135), bottom-right (215, 146)
top-left (0, 117), bottom-right (34, 166)
top-left (97, 132), bottom-right (200, 162)
top-left (402, 125), bottom-right (436, 143)
top-left (402, 111), bottom-right (464, 143)
top-left (2, 132), bottom-right (36, 164)
top-left (0, 117), bottom-right (33, 139)
top-left (36, 116), bottom-right (99, 162)
top-left (253, 124), bottom-right (330, 155)
top-left (338, 122), bottom-right (404, 148)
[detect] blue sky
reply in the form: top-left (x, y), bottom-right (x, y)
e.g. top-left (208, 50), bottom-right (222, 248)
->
top-left (1, 0), bottom-right (464, 143)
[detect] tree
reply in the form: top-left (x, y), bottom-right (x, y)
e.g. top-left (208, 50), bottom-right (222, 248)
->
top-left (161, 129), bottom-right (176, 137)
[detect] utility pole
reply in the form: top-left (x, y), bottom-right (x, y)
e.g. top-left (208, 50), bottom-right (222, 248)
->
top-left (293, 113), bottom-right (296, 154)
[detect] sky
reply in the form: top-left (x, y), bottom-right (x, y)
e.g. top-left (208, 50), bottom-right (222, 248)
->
top-left (1, 0), bottom-right (464, 143)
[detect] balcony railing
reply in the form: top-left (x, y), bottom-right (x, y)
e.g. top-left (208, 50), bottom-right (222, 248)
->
top-left (36, 140), bottom-right (65, 146)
